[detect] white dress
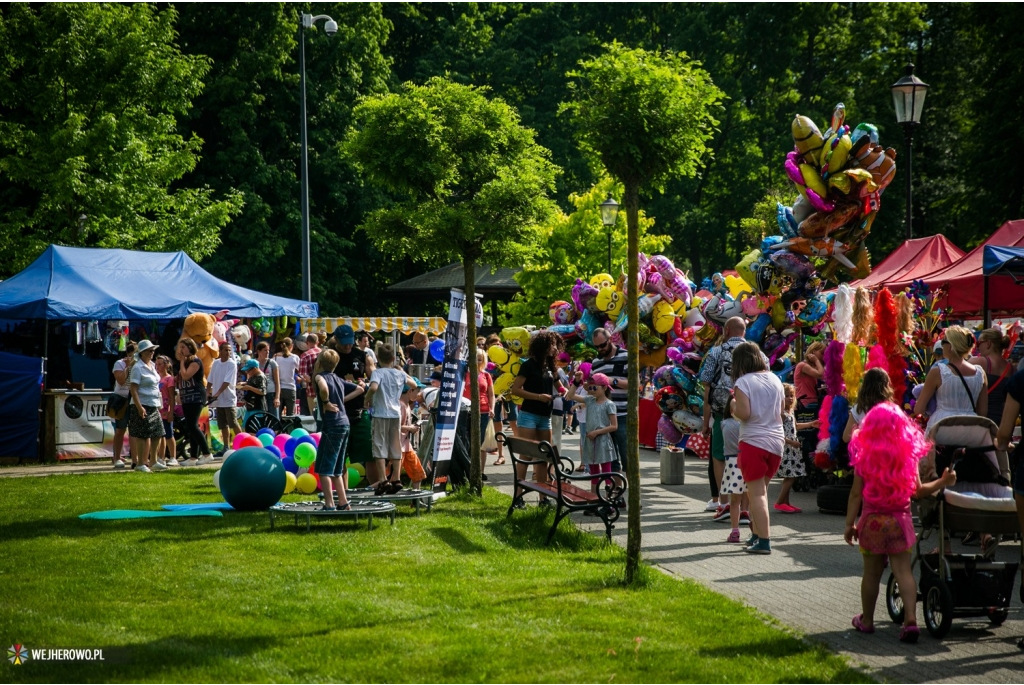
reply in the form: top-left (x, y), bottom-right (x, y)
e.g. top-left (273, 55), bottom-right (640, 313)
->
top-left (925, 363), bottom-right (984, 432)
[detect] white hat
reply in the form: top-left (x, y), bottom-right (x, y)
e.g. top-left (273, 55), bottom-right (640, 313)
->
top-left (135, 339), bottom-right (157, 358)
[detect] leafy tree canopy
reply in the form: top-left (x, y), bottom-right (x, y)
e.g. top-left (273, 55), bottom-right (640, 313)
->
top-left (0, 3), bottom-right (241, 276)
top-left (505, 178), bottom-right (669, 326)
top-left (345, 76), bottom-right (560, 266)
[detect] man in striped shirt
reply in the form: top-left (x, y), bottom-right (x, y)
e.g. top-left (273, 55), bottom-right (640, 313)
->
top-left (297, 333), bottom-right (321, 416)
top-left (590, 327), bottom-right (630, 471)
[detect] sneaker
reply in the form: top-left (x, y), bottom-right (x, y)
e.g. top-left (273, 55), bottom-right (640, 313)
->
top-left (481, 474), bottom-right (489, 482)
top-left (705, 499), bottom-right (720, 512)
top-left (727, 529), bottom-right (741, 543)
top-left (538, 498), bottom-right (553, 508)
top-left (181, 458), bottom-right (198, 467)
top-left (152, 461), bottom-right (168, 471)
top-left (196, 456), bottom-right (215, 466)
top-left (212, 450), bottom-right (225, 460)
top-left (712, 505), bottom-right (731, 522)
top-left (746, 533), bottom-right (759, 547)
top-left (136, 464), bottom-right (152, 473)
top-left (745, 538), bottom-right (772, 554)
top-left (112, 459), bottom-right (126, 470)
top-left (167, 459), bottom-right (180, 467)
top-left (739, 510), bottom-right (751, 525)
top-left (511, 498), bottom-right (527, 511)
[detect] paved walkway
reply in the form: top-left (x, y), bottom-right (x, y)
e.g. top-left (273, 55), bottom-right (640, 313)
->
top-left (486, 439), bottom-right (1024, 684)
top-left (8, 445), bottom-right (1023, 682)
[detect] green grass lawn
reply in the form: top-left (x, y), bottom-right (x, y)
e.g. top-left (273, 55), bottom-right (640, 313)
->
top-left (0, 470), bottom-right (869, 683)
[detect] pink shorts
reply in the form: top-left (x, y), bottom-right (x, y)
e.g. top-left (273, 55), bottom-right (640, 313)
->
top-left (737, 442), bottom-right (781, 482)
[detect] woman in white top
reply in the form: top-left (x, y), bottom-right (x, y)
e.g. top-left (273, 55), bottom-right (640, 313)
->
top-left (255, 341), bottom-right (281, 417)
top-left (274, 337), bottom-right (300, 416)
top-left (914, 326), bottom-right (988, 434)
top-left (129, 340), bottom-right (166, 472)
top-left (730, 341), bottom-right (785, 555)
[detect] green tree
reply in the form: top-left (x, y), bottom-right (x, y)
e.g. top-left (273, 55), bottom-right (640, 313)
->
top-left (0, 3), bottom-right (242, 276)
top-left (505, 178), bottom-right (669, 325)
top-left (563, 42), bottom-right (722, 583)
top-left (345, 76), bottom-right (559, 495)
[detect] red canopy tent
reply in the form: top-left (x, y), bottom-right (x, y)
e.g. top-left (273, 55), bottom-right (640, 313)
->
top-left (889, 220), bottom-right (1024, 318)
top-left (850, 235), bottom-right (964, 291)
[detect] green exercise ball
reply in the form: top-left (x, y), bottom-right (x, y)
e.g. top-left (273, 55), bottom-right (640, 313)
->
top-left (219, 446), bottom-right (286, 511)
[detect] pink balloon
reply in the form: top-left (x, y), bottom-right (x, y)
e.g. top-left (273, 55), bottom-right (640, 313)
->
top-left (310, 433), bottom-right (321, 446)
top-left (658, 414), bottom-right (683, 444)
top-left (272, 434), bottom-right (289, 454)
top-left (232, 432), bottom-right (252, 450)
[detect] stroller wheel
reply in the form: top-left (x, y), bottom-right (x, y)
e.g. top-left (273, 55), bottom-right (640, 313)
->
top-left (923, 581), bottom-right (954, 638)
top-left (885, 572), bottom-right (906, 624)
top-left (988, 608), bottom-right (1009, 626)
top-left (244, 411), bottom-right (282, 435)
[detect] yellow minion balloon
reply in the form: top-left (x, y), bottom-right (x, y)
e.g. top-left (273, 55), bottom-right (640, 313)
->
top-left (595, 286), bottom-right (624, 321)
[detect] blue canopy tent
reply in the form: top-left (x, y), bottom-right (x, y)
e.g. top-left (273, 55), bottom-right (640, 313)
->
top-left (0, 245), bottom-right (318, 460)
top-left (0, 245), bottom-right (319, 320)
top-left (0, 351), bottom-right (44, 459)
top-left (982, 245), bottom-right (1024, 327)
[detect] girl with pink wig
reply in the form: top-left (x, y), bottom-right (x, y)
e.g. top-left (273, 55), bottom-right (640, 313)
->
top-left (845, 402), bottom-right (956, 643)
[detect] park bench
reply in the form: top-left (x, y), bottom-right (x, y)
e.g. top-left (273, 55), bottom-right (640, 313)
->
top-left (499, 433), bottom-right (626, 543)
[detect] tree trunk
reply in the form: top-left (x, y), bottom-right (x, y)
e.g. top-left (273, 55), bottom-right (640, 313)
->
top-left (465, 255), bottom-right (482, 496)
top-left (623, 181), bottom-right (643, 585)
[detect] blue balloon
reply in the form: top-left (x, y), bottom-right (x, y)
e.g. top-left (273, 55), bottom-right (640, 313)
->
top-left (255, 428), bottom-right (276, 439)
top-left (429, 339), bottom-right (446, 362)
top-left (264, 445), bottom-right (282, 459)
top-left (294, 435), bottom-right (316, 451)
top-left (745, 312), bottom-right (772, 345)
top-left (284, 437), bottom-right (298, 458)
top-left (281, 455), bottom-right (298, 474)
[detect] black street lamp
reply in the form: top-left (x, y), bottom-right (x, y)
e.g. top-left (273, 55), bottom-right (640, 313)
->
top-left (891, 62), bottom-right (929, 240)
top-left (600, 194), bottom-right (620, 273)
top-left (299, 12), bottom-right (338, 302)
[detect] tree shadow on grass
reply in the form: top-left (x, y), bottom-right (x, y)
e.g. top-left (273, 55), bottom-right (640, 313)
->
top-left (698, 639), bottom-right (869, 684)
top-left (429, 526), bottom-right (488, 553)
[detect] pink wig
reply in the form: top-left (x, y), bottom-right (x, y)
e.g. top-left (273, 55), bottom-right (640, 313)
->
top-left (864, 344), bottom-right (888, 371)
top-left (823, 340), bottom-right (846, 397)
top-left (817, 394), bottom-right (833, 442)
top-left (849, 402), bottom-right (930, 511)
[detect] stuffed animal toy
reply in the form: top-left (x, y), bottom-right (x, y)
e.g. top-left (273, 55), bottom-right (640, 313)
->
top-left (180, 310), bottom-right (227, 378)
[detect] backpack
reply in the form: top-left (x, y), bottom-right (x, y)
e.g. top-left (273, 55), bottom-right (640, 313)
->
top-left (708, 339), bottom-right (741, 416)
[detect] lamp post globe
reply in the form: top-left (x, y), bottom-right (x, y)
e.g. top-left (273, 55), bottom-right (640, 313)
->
top-left (600, 194), bottom-right (619, 274)
top-left (891, 62), bottom-right (929, 240)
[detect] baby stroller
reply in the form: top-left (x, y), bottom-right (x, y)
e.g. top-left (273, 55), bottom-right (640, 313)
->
top-left (885, 416), bottom-right (1021, 638)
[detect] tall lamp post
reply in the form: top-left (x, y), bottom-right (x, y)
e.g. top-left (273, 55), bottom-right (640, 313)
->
top-left (600, 194), bottom-right (620, 273)
top-left (891, 62), bottom-right (929, 241)
top-left (299, 12), bottom-right (338, 302)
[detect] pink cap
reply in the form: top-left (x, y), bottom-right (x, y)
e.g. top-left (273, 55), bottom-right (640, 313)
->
top-left (590, 372), bottom-right (611, 387)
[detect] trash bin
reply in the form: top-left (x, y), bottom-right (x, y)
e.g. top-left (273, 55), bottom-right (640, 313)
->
top-left (660, 447), bottom-right (685, 485)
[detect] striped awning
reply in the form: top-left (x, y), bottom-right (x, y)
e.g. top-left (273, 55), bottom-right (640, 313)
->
top-left (300, 317), bottom-right (447, 336)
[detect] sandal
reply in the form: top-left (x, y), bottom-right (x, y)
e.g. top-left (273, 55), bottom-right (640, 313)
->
top-left (852, 614), bottom-right (875, 634)
top-left (898, 624), bottom-right (920, 644)
top-left (338, 502), bottom-right (352, 511)
top-left (493, 457), bottom-right (506, 466)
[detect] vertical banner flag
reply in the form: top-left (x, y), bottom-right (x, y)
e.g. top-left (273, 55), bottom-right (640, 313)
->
top-left (431, 288), bottom-right (483, 492)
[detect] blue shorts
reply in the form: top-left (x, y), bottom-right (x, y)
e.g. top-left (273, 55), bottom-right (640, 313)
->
top-left (162, 419), bottom-right (173, 439)
top-left (517, 410), bottom-right (551, 431)
top-left (315, 424), bottom-right (351, 477)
